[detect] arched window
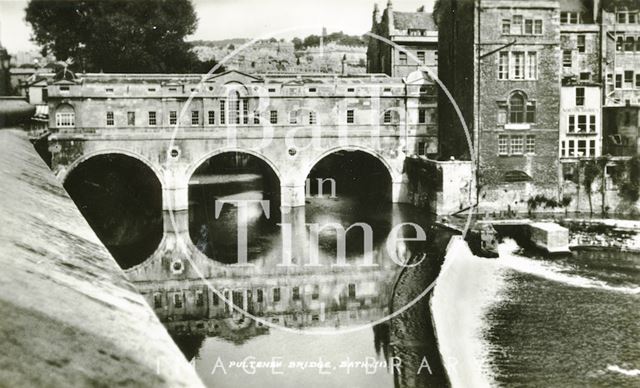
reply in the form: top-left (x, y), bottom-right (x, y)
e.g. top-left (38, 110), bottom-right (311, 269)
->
top-left (382, 109), bottom-right (399, 124)
top-left (55, 104), bottom-right (75, 128)
top-left (508, 92), bottom-right (535, 124)
top-left (509, 93), bottom-right (525, 123)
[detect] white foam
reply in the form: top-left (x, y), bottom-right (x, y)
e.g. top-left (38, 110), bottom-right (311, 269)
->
top-left (431, 236), bottom-right (506, 388)
top-left (607, 365), bottom-right (640, 377)
top-left (496, 239), bottom-right (640, 295)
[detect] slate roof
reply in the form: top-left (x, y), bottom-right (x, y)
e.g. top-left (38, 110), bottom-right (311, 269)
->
top-left (392, 12), bottom-right (437, 31)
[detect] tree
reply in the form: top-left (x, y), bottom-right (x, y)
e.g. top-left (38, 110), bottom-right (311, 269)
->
top-left (25, 0), bottom-right (203, 73)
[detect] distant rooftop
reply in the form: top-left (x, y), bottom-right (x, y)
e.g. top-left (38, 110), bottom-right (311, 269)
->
top-left (393, 11), bottom-right (437, 31)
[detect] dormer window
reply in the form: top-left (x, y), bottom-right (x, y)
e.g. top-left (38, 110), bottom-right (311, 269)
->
top-left (408, 29), bottom-right (425, 36)
top-left (59, 86), bottom-right (69, 92)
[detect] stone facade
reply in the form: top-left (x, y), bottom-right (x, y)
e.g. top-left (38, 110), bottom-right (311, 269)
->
top-left (437, 0), bottom-right (562, 213)
top-left (46, 70), bottom-right (438, 212)
top-left (367, 1), bottom-right (438, 77)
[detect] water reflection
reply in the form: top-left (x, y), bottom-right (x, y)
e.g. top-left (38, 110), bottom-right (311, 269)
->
top-left (128, 158), bottom-right (456, 387)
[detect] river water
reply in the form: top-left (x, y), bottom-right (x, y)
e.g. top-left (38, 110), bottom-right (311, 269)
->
top-left (141, 172), bottom-right (639, 387)
top-left (432, 238), bottom-right (640, 388)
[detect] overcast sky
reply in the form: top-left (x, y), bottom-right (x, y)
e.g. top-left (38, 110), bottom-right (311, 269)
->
top-left (0, 0), bottom-right (433, 53)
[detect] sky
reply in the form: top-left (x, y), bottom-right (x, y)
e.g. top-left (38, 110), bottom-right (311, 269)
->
top-left (0, 0), bottom-right (434, 54)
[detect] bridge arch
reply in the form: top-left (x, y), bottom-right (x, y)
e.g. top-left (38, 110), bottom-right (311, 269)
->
top-left (59, 149), bottom-right (164, 187)
top-left (301, 145), bottom-right (399, 185)
top-left (186, 148), bottom-right (283, 184)
top-left (62, 151), bottom-right (164, 269)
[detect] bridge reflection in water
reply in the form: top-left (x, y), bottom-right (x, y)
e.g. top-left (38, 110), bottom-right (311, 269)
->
top-left (126, 191), bottom-right (454, 387)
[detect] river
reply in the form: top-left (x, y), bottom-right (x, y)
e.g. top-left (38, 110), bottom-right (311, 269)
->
top-left (140, 171), bottom-right (639, 387)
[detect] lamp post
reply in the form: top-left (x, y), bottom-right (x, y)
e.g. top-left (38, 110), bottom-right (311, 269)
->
top-left (0, 48), bottom-right (12, 95)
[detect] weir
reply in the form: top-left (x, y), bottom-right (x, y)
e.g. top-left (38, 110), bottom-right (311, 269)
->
top-left (0, 128), bottom-right (203, 387)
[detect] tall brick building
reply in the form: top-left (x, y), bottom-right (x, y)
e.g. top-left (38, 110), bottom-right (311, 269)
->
top-left (436, 0), bottom-right (562, 212)
top-left (367, 1), bottom-right (439, 77)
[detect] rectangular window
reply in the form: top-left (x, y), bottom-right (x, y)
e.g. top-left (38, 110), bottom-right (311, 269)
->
top-left (589, 115), bottom-right (596, 132)
top-left (616, 74), bottom-right (623, 88)
top-left (195, 290), bottom-right (204, 307)
top-left (625, 37), bottom-right (635, 52)
top-left (191, 110), bottom-right (199, 126)
top-left (580, 72), bottom-right (591, 81)
top-left (524, 19), bottom-right (533, 35)
top-left (292, 287), bottom-right (300, 301)
top-left (511, 52), bottom-right (524, 80)
top-left (512, 15), bottom-right (523, 35)
top-left (534, 20), bottom-right (543, 35)
top-left (577, 140), bottom-right (587, 156)
top-left (561, 140), bottom-right (566, 157)
top-left (563, 50), bottom-right (572, 68)
top-left (127, 112), bottom-right (135, 126)
top-left (510, 136), bottom-right (524, 155)
top-left (105, 88), bottom-right (114, 93)
top-left (576, 87), bottom-right (585, 106)
top-left (384, 110), bottom-right (392, 124)
top-left (526, 135), bottom-right (535, 154)
top-left (270, 110), bottom-right (278, 124)
top-left (526, 101), bottom-right (536, 123)
top-left (577, 115), bottom-right (587, 132)
top-left (497, 104), bottom-right (507, 125)
top-left (569, 115), bottom-right (575, 132)
top-left (308, 87), bottom-right (317, 93)
top-left (399, 52), bottom-right (407, 65)
top-left (169, 111), bottom-right (177, 125)
top-left (212, 292), bottom-right (219, 306)
top-left (498, 52), bottom-right (509, 79)
top-left (309, 111), bottom-right (317, 125)
top-left (257, 289), bottom-right (263, 303)
top-left (148, 111), bottom-right (156, 126)
top-left (219, 99), bottom-right (226, 124)
top-left (525, 52), bottom-right (537, 80)
top-left (348, 284), bottom-right (356, 299)
top-left (346, 109), bottom-right (354, 124)
top-left (568, 140), bottom-right (575, 156)
top-left (624, 70), bottom-right (634, 87)
top-left (273, 287), bottom-right (281, 302)
top-left (173, 293), bottom-right (183, 308)
top-left (106, 111), bottom-right (114, 126)
top-left (617, 12), bottom-right (627, 24)
top-left (418, 109), bottom-right (427, 124)
top-left (636, 74), bottom-right (640, 88)
top-left (418, 141), bottom-right (426, 155)
top-left (253, 111), bottom-right (260, 125)
top-left (589, 140), bottom-right (596, 156)
top-left (208, 110), bottom-right (215, 125)
top-left (241, 99), bottom-right (248, 124)
top-left (498, 135), bottom-right (509, 155)
top-left (577, 35), bottom-right (586, 53)
top-left (560, 12), bottom-right (568, 24)
top-left (289, 111), bottom-right (297, 124)
top-left (153, 293), bottom-right (162, 309)
top-left (502, 19), bottom-right (511, 34)
top-left (312, 285), bottom-right (319, 300)
top-left (417, 51), bottom-right (425, 63)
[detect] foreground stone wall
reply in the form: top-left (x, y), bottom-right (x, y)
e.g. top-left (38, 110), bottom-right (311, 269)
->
top-left (0, 129), bottom-right (203, 387)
